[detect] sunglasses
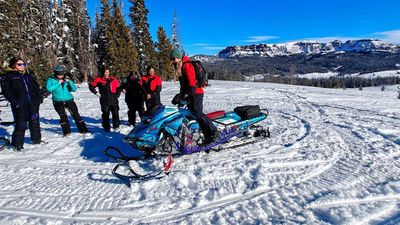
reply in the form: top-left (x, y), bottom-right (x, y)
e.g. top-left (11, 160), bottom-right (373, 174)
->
top-left (16, 63), bottom-right (26, 67)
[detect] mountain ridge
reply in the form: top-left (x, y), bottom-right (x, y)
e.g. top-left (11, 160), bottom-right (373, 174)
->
top-left (217, 39), bottom-right (400, 58)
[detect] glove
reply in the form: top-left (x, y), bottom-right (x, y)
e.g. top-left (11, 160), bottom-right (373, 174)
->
top-left (11, 101), bottom-right (20, 109)
top-left (95, 93), bottom-right (101, 98)
top-left (171, 93), bottom-right (181, 105)
top-left (31, 113), bottom-right (39, 120)
top-left (179, 99), bottom-right (188, 106)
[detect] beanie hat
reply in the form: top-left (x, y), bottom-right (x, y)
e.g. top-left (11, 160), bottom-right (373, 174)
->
top-left (170, 48), bottom-right (183, 59)
top-left (54, 64), bottom-right (65, 75)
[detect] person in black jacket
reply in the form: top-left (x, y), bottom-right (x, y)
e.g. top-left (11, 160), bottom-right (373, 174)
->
top-left (121, 71), bottom-right (144, 126)
top-left (0, 57), bottom-right (42, 150)
top-left (89, 68), bottom-right (121, 132)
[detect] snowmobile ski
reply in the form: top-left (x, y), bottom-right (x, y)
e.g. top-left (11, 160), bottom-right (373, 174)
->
top-left (109, 153), bottom-right (173, 183)
top-left (0, 137), bottom-right (10, 152)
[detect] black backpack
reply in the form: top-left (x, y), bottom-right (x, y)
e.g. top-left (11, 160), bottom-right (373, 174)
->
top-left (183, 60), bottom-right (208, 88)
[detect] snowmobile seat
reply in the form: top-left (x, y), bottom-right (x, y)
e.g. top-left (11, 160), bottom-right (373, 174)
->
top-left (206, 110), bottom-right (226, 120)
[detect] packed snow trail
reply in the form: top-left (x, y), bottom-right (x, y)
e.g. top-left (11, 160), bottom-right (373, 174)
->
top-left (0, 81), bottom-right (399, 224)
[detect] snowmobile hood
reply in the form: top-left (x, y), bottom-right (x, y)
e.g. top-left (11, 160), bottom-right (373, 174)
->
top-left (124, 105), bottom-right (183, 143)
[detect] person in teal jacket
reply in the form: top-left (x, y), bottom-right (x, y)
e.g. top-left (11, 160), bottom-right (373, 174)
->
top-left (46, 65), bottom-right (89, 136)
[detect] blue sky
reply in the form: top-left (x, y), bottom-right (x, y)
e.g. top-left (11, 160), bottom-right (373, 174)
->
top-left (86, 0), bottom-right (400, 55)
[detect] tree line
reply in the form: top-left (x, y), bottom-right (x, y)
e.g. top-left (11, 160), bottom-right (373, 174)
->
top-left (205, 52), bottom-right (400, 88)
top-left (0, 0), bottom-right (175, 85)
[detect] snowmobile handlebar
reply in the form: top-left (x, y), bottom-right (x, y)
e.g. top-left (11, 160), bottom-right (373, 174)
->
top-left (104, 146), bottom-right (143, 162)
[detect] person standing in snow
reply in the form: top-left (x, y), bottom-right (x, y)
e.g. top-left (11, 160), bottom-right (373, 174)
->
top-left (120, 71), bottom-right (144, 126)
top-left (45, 65), bottom-right (89, 136)
top-left (170, 48), bottom-right (218, 145)
top-left (89, 68), bottom-right (121, 132)
top-left (140, 65), bottom-right (162, 117)
top-left (0, 57), bottom-right (42, 150)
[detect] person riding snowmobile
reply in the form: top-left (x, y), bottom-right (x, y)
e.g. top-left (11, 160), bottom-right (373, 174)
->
top-left (170, 48), bottom-right (218, 145)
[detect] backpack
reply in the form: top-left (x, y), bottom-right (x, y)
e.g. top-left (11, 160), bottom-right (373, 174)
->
top-left (183, 60), bottom-right (208, 88)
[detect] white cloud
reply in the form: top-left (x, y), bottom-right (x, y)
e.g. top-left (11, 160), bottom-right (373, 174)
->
top-left (191, 43), bottom-right (224, 51)
top-left (192, 43), bottom-right (210, 46)
top-left (243, 36), bottom-right (278, 43)
top-left (373, 30), bottom-right (400, 44)
top-left (203, 46), bottom-right (225, 50)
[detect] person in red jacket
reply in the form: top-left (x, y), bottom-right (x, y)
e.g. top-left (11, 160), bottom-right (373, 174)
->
top-left (170, 48), bottom-right (218, 145)
top-left (140, 65), bottom-right (162, 117)
top-left (89, 68), bottom-right (121, 132)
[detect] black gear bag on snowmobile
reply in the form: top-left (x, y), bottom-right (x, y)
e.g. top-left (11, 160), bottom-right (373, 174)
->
top-left (234, 105), bottom-right (260, 120)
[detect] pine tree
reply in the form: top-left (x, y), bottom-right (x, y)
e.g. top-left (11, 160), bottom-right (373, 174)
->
top-left (0, 0), bottom-right (54, 83)
top-left (60, 0), bottom-right (88, 81)
top-left (0, 0), bottom-right (93, 83)
top-left (171, 10), bottom-right (182, 50)
top-left (0, 0), bottom-right (24, 66)
top-left (66, 0), bottom-right (92, 82)
top-left (94, 0), bottom-right (113, 73)
top-left (49, 0), bottom-right (61, 64)
top-left (155, 26), bottom-right (174, 80)
top-left (21, 0), bottom-right (54, 83)
top-left (107, 0), bottom-right (138, 78)
top-left (92, 11), bottom-right (106, 74)
top-left (77, 6), bottom-right (95, 82)
top-left (129, 0), bottom-right (157, 74)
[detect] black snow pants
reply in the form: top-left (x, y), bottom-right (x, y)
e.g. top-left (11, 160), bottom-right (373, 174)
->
top-left (53, 100), bottom-right (88, 135)
top-left (126, 99), bottom-right (144, 126)
top-left (101, 104), bottom-right (120, 131)
top-left (188, 94), bottom-right (217, 138)
top-left (11, 104), bottom-right (41, 148)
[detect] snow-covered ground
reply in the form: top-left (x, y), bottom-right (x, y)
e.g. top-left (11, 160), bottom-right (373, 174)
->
top-left (297, 71), bottom-right (340, 79)
top-left (1, 80), bottom-right (400, 224)
top-left (245, 70), bottom-right (400, 81)
top-left (350, 70), bottom-right (400, 79)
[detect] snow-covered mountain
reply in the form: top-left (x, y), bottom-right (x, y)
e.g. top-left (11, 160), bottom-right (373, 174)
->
top-left (190, 54), bottom-right (223, 63)
top-left (218, 39), bottom-right (400, 58)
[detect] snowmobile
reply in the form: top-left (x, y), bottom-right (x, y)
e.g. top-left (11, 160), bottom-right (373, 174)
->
top-left (104, 101), bottom-right (270, 182)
